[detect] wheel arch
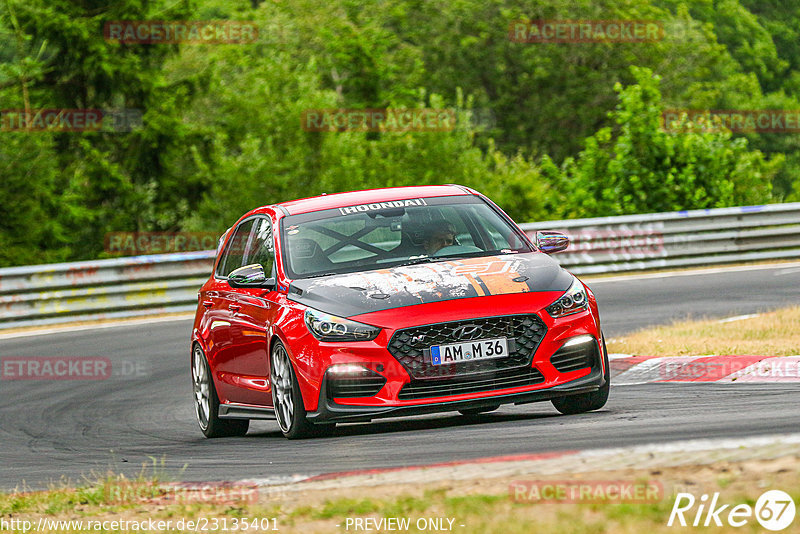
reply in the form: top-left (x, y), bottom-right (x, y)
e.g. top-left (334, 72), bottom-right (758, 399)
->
top-left (267, 326), bottom-right (320, 412)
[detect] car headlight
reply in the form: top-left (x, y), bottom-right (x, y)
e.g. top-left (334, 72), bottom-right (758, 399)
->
top-left (546, 279), bottom-right (588, 318)
top-left (304, 309), bottom-right (380, 342)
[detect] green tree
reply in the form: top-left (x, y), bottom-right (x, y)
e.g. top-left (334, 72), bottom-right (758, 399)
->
top-left (557, 67), bottom-right (781, 217)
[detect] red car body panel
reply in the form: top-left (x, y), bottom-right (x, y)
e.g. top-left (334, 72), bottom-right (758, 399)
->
top-left (191, 185), bottom-right (606, 423)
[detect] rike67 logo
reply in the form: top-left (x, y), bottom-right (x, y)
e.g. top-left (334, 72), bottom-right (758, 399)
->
top-left (668, 490), bottom-right (796, 531)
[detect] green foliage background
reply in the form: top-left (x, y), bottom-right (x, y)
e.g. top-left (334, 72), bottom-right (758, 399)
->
top-left (1, 0), bottom-right (798, 266)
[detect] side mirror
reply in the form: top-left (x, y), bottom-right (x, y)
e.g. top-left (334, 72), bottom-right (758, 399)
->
top-left (536, 231), bottom-right (569, 254)
top-left (228, 264), bottom-right (276, 289)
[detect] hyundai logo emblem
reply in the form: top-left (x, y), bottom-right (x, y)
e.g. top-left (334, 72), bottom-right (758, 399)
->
top-left (452, 324), bottom-right (483, 340)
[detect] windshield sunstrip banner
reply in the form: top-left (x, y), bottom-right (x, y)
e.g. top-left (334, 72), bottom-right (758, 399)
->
top-left (338, 199), bottom-right (427, 215)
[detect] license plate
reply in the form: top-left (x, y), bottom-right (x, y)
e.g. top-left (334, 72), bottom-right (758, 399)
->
top-left (430, 337), bottom-right (509, 365)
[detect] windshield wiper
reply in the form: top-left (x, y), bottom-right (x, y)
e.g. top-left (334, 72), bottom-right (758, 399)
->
top-left (303, 272), bottom-right (339, 279)
top-left (398, 250), bottom-right (509, 266)
top-left (395, 256), bottom-right (441, 267)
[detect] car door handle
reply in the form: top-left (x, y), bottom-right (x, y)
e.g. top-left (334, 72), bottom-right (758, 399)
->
top-left (202, 300), bottom-right (214, 308)
top-left (228, 304), bottom-right (241, 312)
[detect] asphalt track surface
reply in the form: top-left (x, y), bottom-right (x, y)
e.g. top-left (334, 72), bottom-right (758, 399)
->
top-left (1, 263), bottom-right (799, 490)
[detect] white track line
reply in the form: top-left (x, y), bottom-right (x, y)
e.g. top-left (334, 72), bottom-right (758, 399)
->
top-left (717, 313), bottom-right (760, 323)
top-left (585, 260), bottom-right (800, 283)
top-left (0, 314), bottom-right (195, 340)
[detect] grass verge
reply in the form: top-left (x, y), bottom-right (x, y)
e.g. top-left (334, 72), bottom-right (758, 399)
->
top-left (607, 306), bottom-right (800, 357)
top-left (1, 457), bottom-right (799, 533)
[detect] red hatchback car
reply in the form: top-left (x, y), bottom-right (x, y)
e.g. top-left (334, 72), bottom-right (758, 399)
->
top-left (191, 185), bottom-right (609, 438)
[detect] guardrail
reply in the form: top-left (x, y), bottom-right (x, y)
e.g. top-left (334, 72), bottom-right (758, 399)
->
top-left (519, 202), bottom-right (800, 275)
top-left (0, 251), bottom-right (214, 329)
top-left (1, 202), bottom-right (799, 329)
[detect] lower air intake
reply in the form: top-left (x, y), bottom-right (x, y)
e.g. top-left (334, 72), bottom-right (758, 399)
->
top-left (550, 339), bottom-right (599, 374)
top-left (327, 369), bottom-right (387, 398)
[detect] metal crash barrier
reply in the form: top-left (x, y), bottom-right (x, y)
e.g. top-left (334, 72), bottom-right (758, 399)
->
top-left (0, 251), bottom-right (214, 329)
top-left (1, 202), bottom-right (799, 329)
top-left (519, 202), bottom-right (800, 275)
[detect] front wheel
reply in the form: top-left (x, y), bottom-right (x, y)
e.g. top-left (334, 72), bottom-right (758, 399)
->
top-left (551, 337), bottom-right (610, 415)
top-left (192, 345), bottom-right (249, 438)
top-left (271, 341), bottom-right (330, 439)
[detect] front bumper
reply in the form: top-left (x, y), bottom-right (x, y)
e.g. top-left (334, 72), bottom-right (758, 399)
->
top-left (283, 290), bottom-right (604, 416)
top-left (307, 365), bottom-right (606, 423)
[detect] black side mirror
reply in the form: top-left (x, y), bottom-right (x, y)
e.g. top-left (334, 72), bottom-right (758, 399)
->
top-left (536, 231), bottom-right (569, 254)
top-left (228, 264), bottom-right (276, 289)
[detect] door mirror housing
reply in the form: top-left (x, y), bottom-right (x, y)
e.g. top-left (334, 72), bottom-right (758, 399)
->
top-left (536, 231), bottom-right (569, 254)
top-left (227, 264), bottom-right (276, 289)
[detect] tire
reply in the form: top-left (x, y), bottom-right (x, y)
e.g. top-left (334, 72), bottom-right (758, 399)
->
top-left (192, 344), bottom-right (250, 438)
top-left (270, 341), bottom-right (333, 439)
top-left (458, 405), bottom-right (499, 416)
top-left (551, 336), bottom-right (610, 415)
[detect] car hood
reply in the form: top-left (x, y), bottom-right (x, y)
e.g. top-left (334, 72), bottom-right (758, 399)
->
top-left (287, 252), bottom-right (573, 318)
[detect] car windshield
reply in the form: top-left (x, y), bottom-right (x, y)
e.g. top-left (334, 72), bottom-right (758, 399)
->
top-left (280, 195), bottom-right (534, 279)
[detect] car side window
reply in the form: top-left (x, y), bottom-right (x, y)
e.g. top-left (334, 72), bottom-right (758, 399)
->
top-left (216, 219), bottom-right (256, 277)
top-left (246, 218), bottom-right (275, 276)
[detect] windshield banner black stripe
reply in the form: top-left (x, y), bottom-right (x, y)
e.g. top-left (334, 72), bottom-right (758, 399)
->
top-left (338, 198), bottom-right (427, 215)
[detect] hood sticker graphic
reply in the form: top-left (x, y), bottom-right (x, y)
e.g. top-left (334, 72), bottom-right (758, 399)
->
top-left (287, 253), bottom-right (572, 317)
